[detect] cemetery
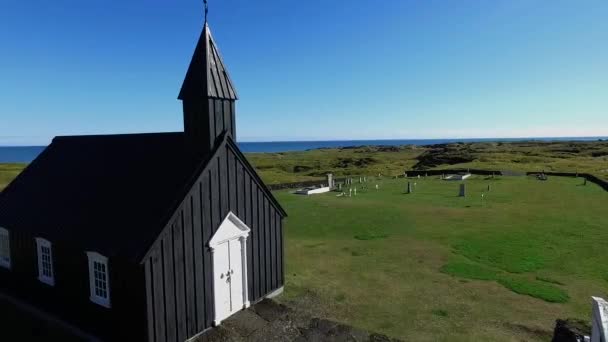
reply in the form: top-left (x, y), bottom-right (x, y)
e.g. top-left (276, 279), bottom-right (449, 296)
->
top-left (276, 174), bottom-right (608, 341)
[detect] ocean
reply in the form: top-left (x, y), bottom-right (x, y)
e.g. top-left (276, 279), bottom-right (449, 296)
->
top-left (0, 137), bottom-right (605, 163)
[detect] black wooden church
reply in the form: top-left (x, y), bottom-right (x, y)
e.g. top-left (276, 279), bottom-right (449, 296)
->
top-left (0, 17), bottom-right (286, 342)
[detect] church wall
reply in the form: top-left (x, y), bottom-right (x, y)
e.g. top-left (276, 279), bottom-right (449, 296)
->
top-left (142, 142), bottom-right (284, 342)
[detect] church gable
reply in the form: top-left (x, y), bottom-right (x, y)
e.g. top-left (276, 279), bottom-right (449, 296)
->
top-left (141, 135), bottom-right (286, 338)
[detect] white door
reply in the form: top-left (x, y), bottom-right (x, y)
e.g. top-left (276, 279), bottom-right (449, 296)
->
top-left (210, 212), bottom-right (250, 326)
top-left (213, 238), bottom-right (244, 323)
top-left (228, 239), bottom-right (244, 309)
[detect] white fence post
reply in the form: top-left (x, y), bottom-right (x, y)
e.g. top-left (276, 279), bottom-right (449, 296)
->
top-left (592, 297), bottom-right (608, 342)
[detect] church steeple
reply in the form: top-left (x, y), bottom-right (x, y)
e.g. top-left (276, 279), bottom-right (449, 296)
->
top-left (179, 22), bottom-right (238, 156)
top-left (178, 23), bottom-right (238, 101)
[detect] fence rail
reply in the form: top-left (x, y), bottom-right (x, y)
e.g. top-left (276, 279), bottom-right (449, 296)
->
top-left (526, 172), bottom-right (608, 192)
top-left (266, 169), bottom-right (608, 192)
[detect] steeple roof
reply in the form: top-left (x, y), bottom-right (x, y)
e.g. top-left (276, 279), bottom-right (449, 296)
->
top-left (178, 23), bottom-right (238, 100)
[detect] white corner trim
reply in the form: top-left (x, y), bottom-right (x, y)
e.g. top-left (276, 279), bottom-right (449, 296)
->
top-left (240, 236), bottom-right (249, 309)
top-left (266, 286), bottom-right (284, 299)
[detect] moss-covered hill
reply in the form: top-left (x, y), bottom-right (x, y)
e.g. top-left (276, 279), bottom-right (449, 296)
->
top-left (246, 140), bottom-right (608, 184)
top-left (2, 140), bottom-right (608, 188)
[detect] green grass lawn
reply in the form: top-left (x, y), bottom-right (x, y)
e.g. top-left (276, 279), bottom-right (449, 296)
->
top-left (0, 163), bottom-right (25, 191)
top-left (275, 175), bottom-right (608, 341)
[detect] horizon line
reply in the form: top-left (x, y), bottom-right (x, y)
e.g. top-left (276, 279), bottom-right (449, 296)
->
top-left (1, 135), bottom-right (606, 148)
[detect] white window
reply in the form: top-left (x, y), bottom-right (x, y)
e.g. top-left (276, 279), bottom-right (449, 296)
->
top-left (86, 251), bottom-right (110, 308)
top-left (35, 238), bottom-right (55, 286)
top-left (0, 227), bottom-right (10, 269)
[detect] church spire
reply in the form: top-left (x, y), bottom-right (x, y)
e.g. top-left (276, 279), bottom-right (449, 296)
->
top-left (178, 23), bottom-right (238, 101)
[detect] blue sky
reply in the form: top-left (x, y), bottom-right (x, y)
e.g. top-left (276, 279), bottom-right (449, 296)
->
top-left (0, 0), bottom-right (606, 145)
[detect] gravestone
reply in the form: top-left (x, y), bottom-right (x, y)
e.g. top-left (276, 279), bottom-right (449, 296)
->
top-left (375, 184), bottom-right (379, 191)
top-left (327, 173), bottom-right (334, 189)
top-left (359, 177), bottom-right (362, 183)
top-left (338, 183), bottom-right (342, 190)
top-left (349, 188), bottom-right (352, 197)
top-left (584, 178), bottom-right (588, 186)
top-left (459, 183), bottom-right (466, 197)
top-left (487, 184), bottom-right (491, 192)
top-left (407, 182), bottom-right (412, 194)
top-left (354, 188), bottom-right (357, 196)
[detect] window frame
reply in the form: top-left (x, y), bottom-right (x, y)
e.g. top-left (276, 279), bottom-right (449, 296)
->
top-left (35, 237), bottom-right (55, 286)
top-left (0, 227), bottom-right (11, 269)
top-left (86, 251), bottom-right (111, 308)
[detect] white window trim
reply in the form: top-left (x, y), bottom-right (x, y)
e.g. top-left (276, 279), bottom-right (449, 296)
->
top-left (0, 227), bottom-right (11, 269)
top-left (35, 237), bottom-right (55, 286)
top-left (86, 251), bottom-right (111, 308)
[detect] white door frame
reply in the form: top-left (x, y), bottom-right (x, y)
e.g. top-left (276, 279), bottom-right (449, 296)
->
top-left (209, 212), bottom-right (250, 326)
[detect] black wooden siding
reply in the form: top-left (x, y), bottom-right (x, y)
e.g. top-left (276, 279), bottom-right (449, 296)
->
top-left (0, 230), bottom-right (147, 341)
top-left (143, 143), bottom-right (284, 342)
top-left (183, 99), bottom-right (235, 155)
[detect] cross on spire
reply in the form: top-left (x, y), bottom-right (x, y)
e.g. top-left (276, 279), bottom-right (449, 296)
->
top-left (204, 0), bottom-right (208, 23)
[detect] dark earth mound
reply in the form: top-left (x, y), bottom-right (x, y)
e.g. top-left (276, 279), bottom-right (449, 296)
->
top-left (293, 165), bottom-right (313, 173)
top-left (333, 157), bottom-right (378, 168)
top-left (413, 145), bottom-right (476, 170)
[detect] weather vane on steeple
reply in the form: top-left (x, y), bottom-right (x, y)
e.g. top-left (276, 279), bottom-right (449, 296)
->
top-left (204, 0), bottom-right (209, 23)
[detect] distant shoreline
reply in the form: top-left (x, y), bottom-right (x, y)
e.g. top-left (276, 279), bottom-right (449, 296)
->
top-left (0, 136), bottom-right (606, 163)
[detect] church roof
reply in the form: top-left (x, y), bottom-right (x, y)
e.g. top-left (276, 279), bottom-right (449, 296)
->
top-left (178, 23), bottom-right (238, 100)
top-left (0, 132), bottom-right (285, 262)
top-left (0, 133), bottom-right (203, 261)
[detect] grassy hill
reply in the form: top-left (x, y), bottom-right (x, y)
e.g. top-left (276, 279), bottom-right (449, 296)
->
top-left (2, 141), bottom-right (608, 188)
top-left (246, 140), bottom-right (608, 184)
top-left (0, 164), bottom-right (26, 191)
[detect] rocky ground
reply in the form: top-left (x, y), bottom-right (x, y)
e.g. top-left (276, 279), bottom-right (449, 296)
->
top-left (195, 299), bottom-right (400, 342)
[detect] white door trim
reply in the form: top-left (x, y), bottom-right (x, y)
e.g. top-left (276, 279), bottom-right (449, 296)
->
top-left (209, 212), bottom-right (250, 326)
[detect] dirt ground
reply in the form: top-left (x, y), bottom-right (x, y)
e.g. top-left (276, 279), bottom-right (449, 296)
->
top-left (195, 299), bottom-right (400, 342)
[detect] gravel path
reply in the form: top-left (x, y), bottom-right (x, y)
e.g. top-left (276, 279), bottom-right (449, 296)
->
top-left (194, 299), bottom-right (400, 342)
